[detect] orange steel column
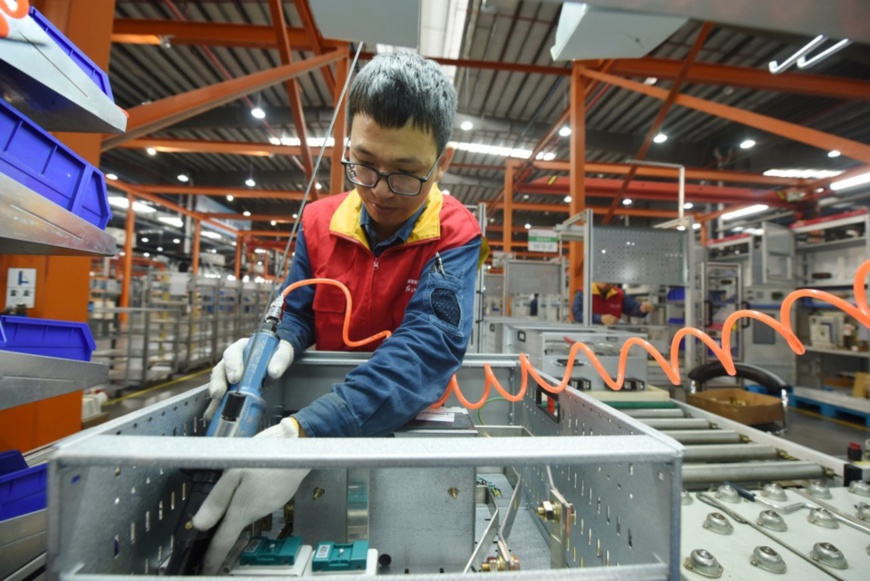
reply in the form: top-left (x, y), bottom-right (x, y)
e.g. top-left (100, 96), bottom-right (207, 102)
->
top-left (503, 160), bottom-right (516, 316)
top-left (503, 160), bottom-right (516, 258)
top-left (568, 63), bottom-right (586, 316)
top-left (0, 0), bottom-right (117, 452)
top-left (330, 47), bottom-right (350, 194)
top-left (235, 235), bottom-right (243, 280)
top-left (192, 221), bottom-right (202, 276)
top-left (119, 193), bottom-right (136, 310)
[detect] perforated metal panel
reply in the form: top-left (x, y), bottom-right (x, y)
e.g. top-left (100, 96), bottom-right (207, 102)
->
top-left (590, 226), bottom-right (688, 285)
top-left (504, 260), bottom-right (562, 295)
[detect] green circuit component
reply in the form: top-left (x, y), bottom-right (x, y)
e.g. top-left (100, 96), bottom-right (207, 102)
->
top-left (311, 540), bottom-right (369, 572)
top-left (239, 536), bottom-right (302, 566)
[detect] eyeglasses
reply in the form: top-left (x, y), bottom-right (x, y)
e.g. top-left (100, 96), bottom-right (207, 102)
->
top-left (341, 149), bottom-right (443, 196)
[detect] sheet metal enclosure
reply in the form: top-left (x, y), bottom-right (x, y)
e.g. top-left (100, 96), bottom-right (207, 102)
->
top-left (47, 352), bottom-right (682, 579)
top-left (515, 327), bottom-right (649, 391)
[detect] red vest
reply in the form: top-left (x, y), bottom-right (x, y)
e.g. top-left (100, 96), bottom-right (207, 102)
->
top-left (591, 284), bottom-right (625, 318)
top-left (302, 187), bottom-right (484, 351)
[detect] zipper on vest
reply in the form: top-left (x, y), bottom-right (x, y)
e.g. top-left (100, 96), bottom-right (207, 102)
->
top-left (373, 258), bottom-right (379, 270)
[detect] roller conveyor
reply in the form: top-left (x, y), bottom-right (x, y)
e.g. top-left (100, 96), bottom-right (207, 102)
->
top-left (660, 429), bottom-right (743, 444)
top-left (622, 400), bottom-right (834, 487)
top-left (682, 460), bottom-right (825, 484)
top-left (638, 417), bottom-right (711, 430)
top-left (680, 443), bottom-right (779, 462)
top-left (620, 407), bottom-right (686, 419)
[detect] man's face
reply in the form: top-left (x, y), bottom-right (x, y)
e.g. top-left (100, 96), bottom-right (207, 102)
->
top-left (347, 114), bottom-right (453, 238)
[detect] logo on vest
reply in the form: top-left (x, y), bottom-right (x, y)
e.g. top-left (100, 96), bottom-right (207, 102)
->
top-left (405, 278), bottom-right (419, 293)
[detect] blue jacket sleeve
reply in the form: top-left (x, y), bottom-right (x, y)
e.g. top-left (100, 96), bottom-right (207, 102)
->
top-left (275, 229), bottom-right (316, 354)
top-left (294, 237), bottom-right (483, 437)
top-left (621, 293), bottom-right (648, 319)
top-left (571, 290), bottom-right (601, 324)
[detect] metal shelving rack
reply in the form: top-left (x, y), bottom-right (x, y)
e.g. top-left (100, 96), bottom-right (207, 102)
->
top-left (0, 9), bottom-right (124, 580)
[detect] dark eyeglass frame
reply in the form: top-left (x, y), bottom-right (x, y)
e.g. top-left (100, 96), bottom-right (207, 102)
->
top-left (341, 147), bottom-right (444, 197)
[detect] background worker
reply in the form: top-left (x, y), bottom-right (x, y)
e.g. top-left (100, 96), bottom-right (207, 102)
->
top-left (193, 52), bottom-right (487, 574)
top-left (572, 282), bottom-right (654, 325)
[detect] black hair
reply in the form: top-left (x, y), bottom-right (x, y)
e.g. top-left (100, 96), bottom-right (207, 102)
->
top-left (348, 52), bottom-right (457, 154)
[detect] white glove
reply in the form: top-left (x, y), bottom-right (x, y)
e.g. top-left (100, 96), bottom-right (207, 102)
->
top-left (191, 417), bottom-right (310, 574)
top-left (204, 338), bottom-right (295, 421)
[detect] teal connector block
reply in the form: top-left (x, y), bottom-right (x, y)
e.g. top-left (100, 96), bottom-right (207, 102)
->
top-left (311, 540), bottom-right (369, 572)
top-left (239, 536), bottom-right (302, 566)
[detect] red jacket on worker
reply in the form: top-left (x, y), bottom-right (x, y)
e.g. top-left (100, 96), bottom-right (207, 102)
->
top-left (592, 283), bottom-right (625, 319)
top-left (301, 187), bottom-right (484, 351)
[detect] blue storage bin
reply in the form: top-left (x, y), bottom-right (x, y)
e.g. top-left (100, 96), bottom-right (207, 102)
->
top-left (27, 7), bottom-right (114, 101)
top-left (0, 315), bottom-right (95, 361)
top-left (0, 99), bottom-right (111, 228)
top-left (0, 451), bottom-right (47, 521)
top-left (667, 287), bottom-right (685, 301)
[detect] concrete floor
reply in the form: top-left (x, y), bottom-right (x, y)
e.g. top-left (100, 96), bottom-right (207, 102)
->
top-left (102, 366), bottom-right (870, 460)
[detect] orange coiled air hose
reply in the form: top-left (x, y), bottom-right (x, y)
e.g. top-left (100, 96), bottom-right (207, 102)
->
top-left (284, 260), bottom-right (870, 411)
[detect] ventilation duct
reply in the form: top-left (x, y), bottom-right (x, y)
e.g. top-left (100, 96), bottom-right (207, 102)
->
top-left (550, 3), bottom-right (686, 61)
top-left (309, 0), bottom-right (421, 49)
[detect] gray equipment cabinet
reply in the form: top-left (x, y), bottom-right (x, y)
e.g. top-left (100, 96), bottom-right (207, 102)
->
top-left (48, 352), bottom-right (682, 580)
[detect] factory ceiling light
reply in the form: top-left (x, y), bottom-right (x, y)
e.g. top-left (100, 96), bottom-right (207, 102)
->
top-left (108, 196), bottom-right (156, 214)
top-left (721, 204), bottom-right (769, 221)
top-left (827, 150), bottom-right (841, 158)
top-left (653, 133), bottom-right (668, 144)
top-left (158, 216), bottom-right (184, 228)
top-left (831, 171), bottom-right (870, 191)
top-left (739, 139), bottom-right (756, 149)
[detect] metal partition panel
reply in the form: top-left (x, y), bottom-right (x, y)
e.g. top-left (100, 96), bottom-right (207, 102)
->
top-left (761, 222), bottom-right (795, 285)
top-left (504, 260), bottom-right (562, 296)
top-left (48, 353), bottom-right (681, 580)
top-left (589, 226), bottom-right (688, 286)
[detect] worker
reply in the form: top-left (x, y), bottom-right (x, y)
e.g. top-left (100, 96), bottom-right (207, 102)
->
top-left (193, 52), bottom-right (487, 574)
top-left (571, 283), bottom-right (654, 325)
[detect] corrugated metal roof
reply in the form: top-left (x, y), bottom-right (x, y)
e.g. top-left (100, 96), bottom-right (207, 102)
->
top-left (104, 0), bottom-right (870, 251)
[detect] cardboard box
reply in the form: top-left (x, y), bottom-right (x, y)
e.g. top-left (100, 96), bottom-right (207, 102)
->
top-left (854, 373), bottom-right (870, 399)
top-left (824, 376), bottom-right (853, 391)
top-left (687, 388), bottom-right (783, 426)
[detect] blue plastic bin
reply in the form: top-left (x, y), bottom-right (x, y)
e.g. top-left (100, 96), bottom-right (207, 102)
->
top-left (0, 315), bottom-right (96, 361)
top-left (0, 99), bottom-right (112, 228)
top-left (0, 450), bottom-right (48, 521)
top-left (27, 7), bottom-right (114, 101)
top-left (0, 451), bottom-right (47, 521)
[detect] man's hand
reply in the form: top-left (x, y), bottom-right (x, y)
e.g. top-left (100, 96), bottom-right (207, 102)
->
top-left (204, 338), bottom-right (295, 421)
top-left (601, 314), bottom-right (620, 325)
top-left (640, 302), bottom-right (655, 314)
top-left (191, 418), bottom-right (309, 574)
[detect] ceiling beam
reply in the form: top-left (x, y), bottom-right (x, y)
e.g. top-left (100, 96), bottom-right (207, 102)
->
top-left (102, 49), bottom-right (345, 150)
top-left (109, 180), bottom-right (239, 235)
top-left (118, 138), bottom-right (330, 157)
top-left (294, 0), bottom-right (336, 95)
top-left (111, 18), bottom-right (339, 51)
top-left (579, 67), bottom-right (870, 165)
top-left (425, 55), bottom-right (870, 102)
top-left (605, 57), bottom-right (870, 102)
top-left (533, 161), bottom-right (803, 186)
top-left (134, 184), bottom-right (305, 200)
top-left (268, 0), bottom-right (314, 181)
top-left (201, 213), bottom-right (297, 223)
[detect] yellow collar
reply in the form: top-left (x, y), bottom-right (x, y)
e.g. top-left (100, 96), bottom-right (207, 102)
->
top-left (592, 282), bottom-right (618, 300)
top-left (329, 185), bottom-right (445, 249)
